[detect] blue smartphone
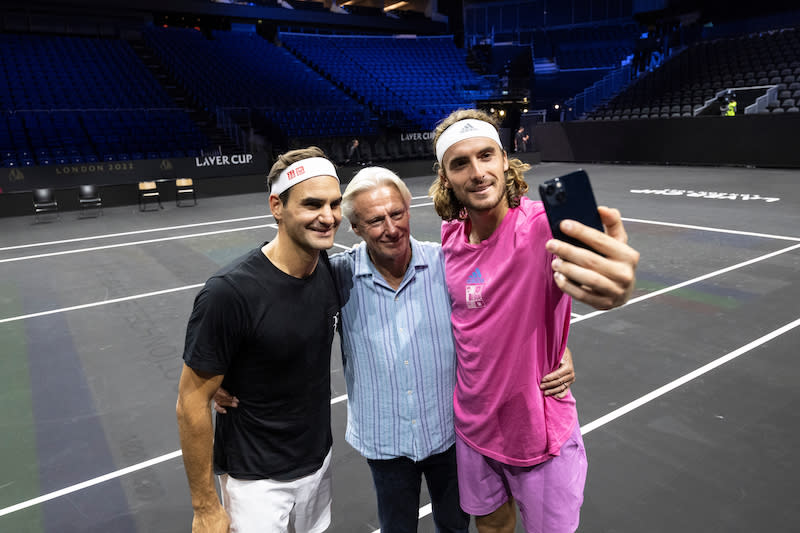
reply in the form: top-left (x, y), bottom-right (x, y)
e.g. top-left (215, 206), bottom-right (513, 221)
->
top-left (538, 169), bottom-right (605, 254)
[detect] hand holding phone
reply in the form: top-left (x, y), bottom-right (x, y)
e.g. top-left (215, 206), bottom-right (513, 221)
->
top-left (538, 170), bottom-right (605, 255)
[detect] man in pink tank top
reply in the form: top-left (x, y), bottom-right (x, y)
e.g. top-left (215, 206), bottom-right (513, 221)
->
top-left (429, 109), bottom-right (640, 533)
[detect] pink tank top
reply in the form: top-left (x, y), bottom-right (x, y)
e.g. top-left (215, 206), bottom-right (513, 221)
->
top-left (441, 197), bottom-right (576, 466)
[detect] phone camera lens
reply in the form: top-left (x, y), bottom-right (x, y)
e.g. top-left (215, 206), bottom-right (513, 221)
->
top-left (555, 190), bottom-right (567, 203)
top-left (545, 184), bottom-right (555, 196)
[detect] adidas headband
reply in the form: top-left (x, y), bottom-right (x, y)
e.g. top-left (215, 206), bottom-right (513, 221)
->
top-left (435, 119), bottom-right (503, 164)
top-left (271, 157), bottom-right (339, 198)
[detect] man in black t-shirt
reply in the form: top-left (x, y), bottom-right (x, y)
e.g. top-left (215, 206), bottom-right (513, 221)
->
top-left (176, 147), bottom-right (343, 533)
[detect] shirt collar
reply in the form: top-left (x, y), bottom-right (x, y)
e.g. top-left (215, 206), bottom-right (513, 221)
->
top-left (354, 236), bottom-right (430, 279)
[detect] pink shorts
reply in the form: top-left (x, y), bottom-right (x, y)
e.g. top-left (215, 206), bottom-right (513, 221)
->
top-left (455, 423), bottom-right (587, 533)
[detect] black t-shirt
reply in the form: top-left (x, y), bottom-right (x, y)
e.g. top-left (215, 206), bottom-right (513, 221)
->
top-left (183, 245), bottom-right (338, 480)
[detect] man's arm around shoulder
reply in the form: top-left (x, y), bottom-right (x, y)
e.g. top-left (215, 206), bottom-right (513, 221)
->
top-left (176, 363), bottom-right (229, 533)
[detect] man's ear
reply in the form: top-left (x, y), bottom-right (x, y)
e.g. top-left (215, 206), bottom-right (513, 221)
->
top-left (351, 220), bottom-right (362, 238)
top-left (268, 194), bottom-right (283, 223)
top-left (502, 151), bottom-right (509, 172)
top-left (438, 169), bottom-right (451, 190)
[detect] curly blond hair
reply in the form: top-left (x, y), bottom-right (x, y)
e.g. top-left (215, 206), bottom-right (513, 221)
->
top-left (428, 109), bottom-right (530, 221)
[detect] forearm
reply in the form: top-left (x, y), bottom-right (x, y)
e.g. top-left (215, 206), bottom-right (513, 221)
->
top-left (176, 364), bottom-right (225, 513)
top-left (177, 398), bottom-right (221, 511)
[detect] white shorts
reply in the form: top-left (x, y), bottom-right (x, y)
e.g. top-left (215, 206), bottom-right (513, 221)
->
top-left (219, 449), bottom-right (332, 533)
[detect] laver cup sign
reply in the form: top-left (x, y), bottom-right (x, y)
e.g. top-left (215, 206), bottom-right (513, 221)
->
top-left (0, 153), bottom-right (268, 192)
top-left (194, 154), bottom-right (255, 166)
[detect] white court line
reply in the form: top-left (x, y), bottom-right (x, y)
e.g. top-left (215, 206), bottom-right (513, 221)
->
top-left (0, 284), bottom-right (205, 325)
top-left (622, 217), bottom-right (800, 242)
top-left (580, 316), bottom-right (800, 434)
top-left (0, 224), bottom-right (275, 265)
top-left (4, 317), bottom-right (797, 521)
top-left (0, 207), bottom-right (796, 516)
top-left (0, 394), bottom-right (352, 518)
top-left (0, 203), bottom-right (433, 264)
top-left (404, 317), bottom-right (800, 528)
top-left (4, 238), bottom-right (798, 325)
top-left (571, 242), bottom-right (800, 325)
top-left (0, 198), bottom-right (433, 254)
top-left (0, 197), bottom-right (435, 254)
top-left (0, 215), bottom-right (272, 252)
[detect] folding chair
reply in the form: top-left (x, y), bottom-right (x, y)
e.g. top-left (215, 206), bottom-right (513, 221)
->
top-left (138, 181), bottom-right (162, 211)
top-left (175, 178), bottom-right (197, 207)
top-left (33, 188), bottom-right (59, 223)
top-left (77, 184), bottom-right (103, 218)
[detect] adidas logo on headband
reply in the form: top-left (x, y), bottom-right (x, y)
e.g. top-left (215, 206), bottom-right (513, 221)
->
top-left (459, 123), bottom-right (477, 133)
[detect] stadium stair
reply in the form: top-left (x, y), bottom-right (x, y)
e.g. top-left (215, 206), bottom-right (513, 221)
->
top-left (127, 38), bottom-right (240, 155)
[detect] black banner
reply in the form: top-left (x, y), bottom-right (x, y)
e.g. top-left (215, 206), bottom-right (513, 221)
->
top-left (0, 153), bottom-right (270, 193)
top-left (532, 114), bottom-right (800, 168)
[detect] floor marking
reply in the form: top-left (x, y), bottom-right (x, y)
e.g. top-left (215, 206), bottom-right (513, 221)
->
top-left (0, 394), bottom-right (351, 518)
top-left (0, 224), bottom-right (275, 264)
top-left (579, 316), bottom-right (800, 435)
top-left (622, 217), bottom-right (800, 242)
top-left (377, 317), bottom-right (800, 529)
top-left (0, 285), bottom-right (205, 324)
top-left (571, 242), bottom-right (800, 324)
top-left (0, 203), bottom-right (433, 264)
top-left (5, 239), bottom-right (797, 326)
top-left (0, 450), bottom-right (184, 518)
top-left (1, 202), bottom-right (797, 518)
top-left (1, 204), bottom-right (793, 256)
top-left (0, 215), bottom-right (272, 252)
top-left (6, 319), bottom-right (796, 520)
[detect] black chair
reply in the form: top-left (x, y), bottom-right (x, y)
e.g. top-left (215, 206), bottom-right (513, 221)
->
top-left (138, 181), bottom-right (162, 211)
top-left (33, 188), bottom-right (59, 223)
top-left (175, 178), bottom-right (197, 207)
top-left (77, 184), bottom-right (102, 217)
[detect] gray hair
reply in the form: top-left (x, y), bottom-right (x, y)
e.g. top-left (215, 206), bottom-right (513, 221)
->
top-left (342, 166), bottom-right (412, 225)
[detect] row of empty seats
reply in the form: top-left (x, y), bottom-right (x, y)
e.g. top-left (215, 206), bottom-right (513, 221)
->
top-left (533, 23), bottom-right (639, 68)
top-left (281, 33), bottom-right (492, 130)
top-left (583, 28), bottom-right (800, 120)
top-left (143, 26), bottom-right (375, 139)
top-left (0, 32), bottom-right (209, 167)
top-left (1, 110), bottom-right (205, 167)
top-left (288, 136), bottom-right (434, 166)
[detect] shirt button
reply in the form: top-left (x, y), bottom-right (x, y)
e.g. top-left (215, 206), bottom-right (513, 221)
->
top-left (407, 390), bottom-right (412, 395)
top-left (412, 419), bottom-right (416, 425)
top-left (404, 360), bottom-right (409, 365)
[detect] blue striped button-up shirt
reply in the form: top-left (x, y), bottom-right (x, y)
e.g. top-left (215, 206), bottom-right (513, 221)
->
top-left (330, 237), bottom-right (457, 461)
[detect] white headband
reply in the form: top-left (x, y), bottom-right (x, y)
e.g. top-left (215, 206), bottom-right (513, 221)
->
top-left (435, 119), bottom-right (503, 164)
top-left (271, 157), bottom-right (339, 197)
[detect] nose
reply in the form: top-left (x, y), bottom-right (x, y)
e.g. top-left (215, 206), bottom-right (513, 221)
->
top-left (383, 216), bottom-right (400, 236)
top-left (319, 204), bottom-right (336, 226)
top-left (467, 158), bottom-right (483, 181)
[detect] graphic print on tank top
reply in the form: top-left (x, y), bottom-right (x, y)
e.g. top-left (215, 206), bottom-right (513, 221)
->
top-left (465, 268), bottom-right (486, 309)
